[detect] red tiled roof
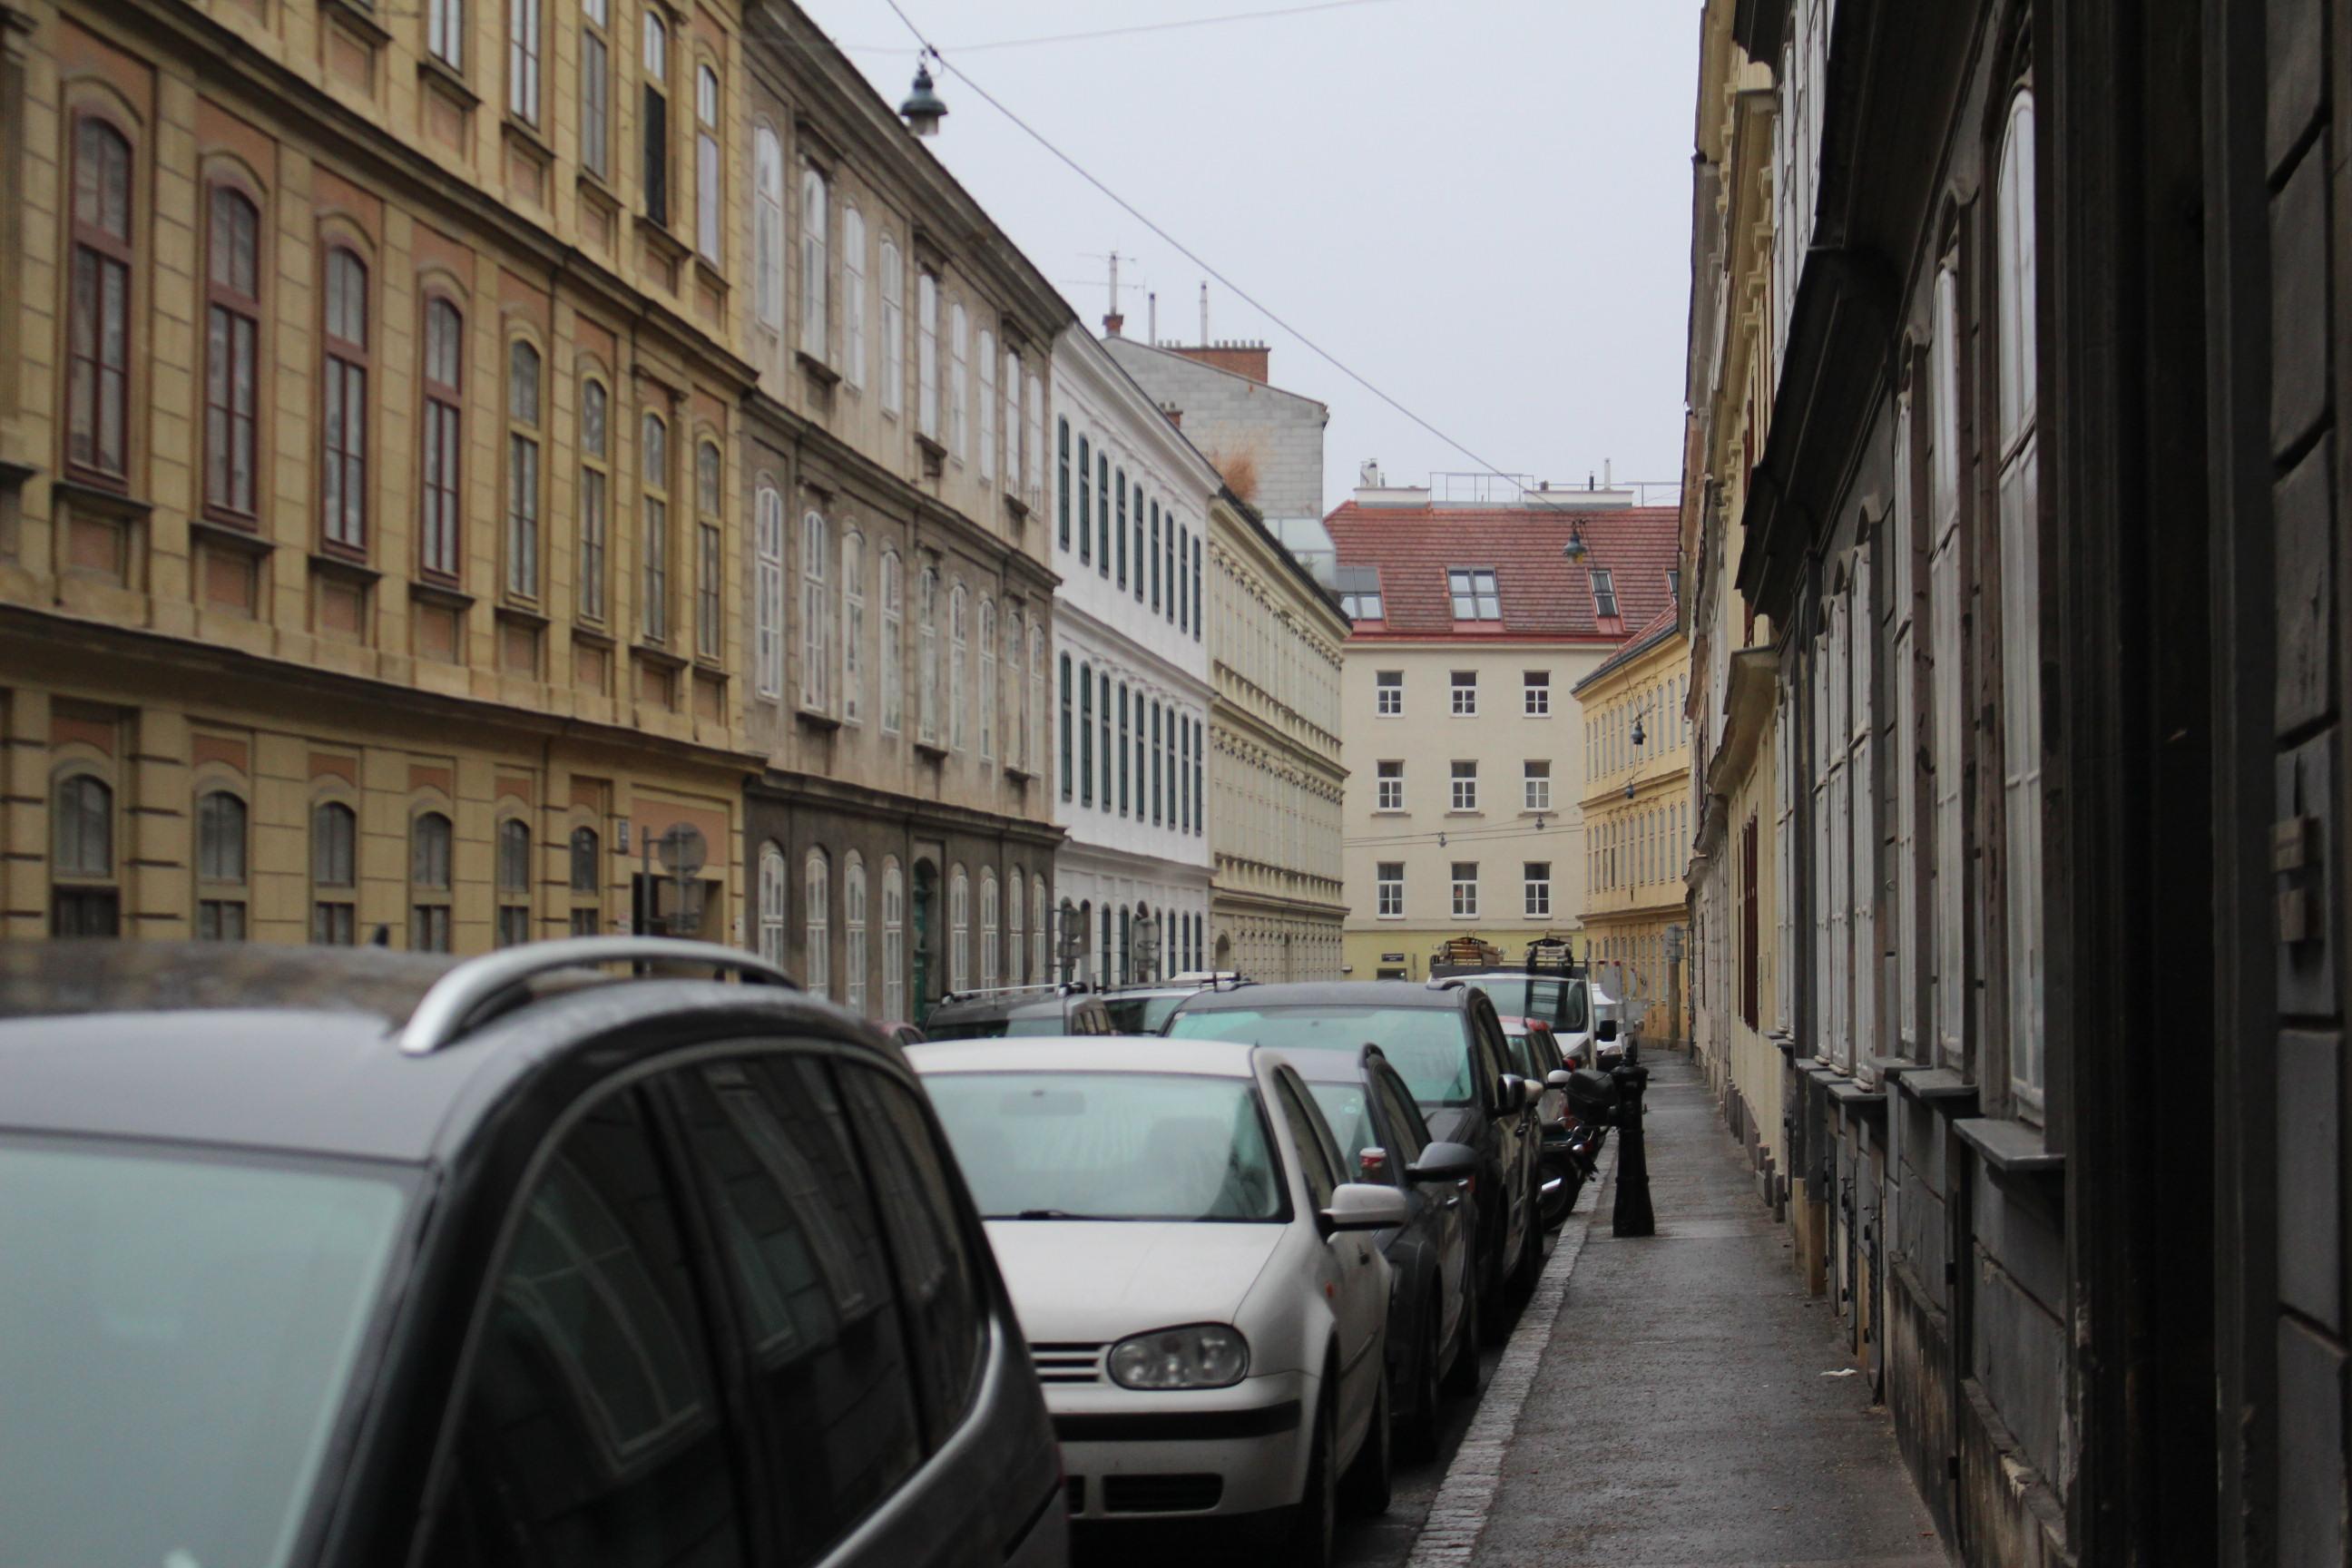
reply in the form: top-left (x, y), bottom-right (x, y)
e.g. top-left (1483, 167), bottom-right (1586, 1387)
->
top-left (1326, 503), bottom-right (1681, 642)
top-left (1574, 600), bottom-right (1685, 691)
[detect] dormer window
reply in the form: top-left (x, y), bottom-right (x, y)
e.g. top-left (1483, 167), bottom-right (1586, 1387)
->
top-left (1337, 565), bottom-right (1384, 620)
top-left (1447, 568), bottom-right (1500, 621)
top-left (1590, 567), bottom-right (1619, 619)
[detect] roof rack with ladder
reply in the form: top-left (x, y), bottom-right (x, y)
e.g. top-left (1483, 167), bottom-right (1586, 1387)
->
top-left (397, 937), bottom-right (799, 1057)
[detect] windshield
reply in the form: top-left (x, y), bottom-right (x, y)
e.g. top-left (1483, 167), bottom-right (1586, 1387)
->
top-left (926, 1072), bottom-right (1285, 1221)
top-left (1167, 1006), bottom-right (1476, 1107)
top-left (0, 1138), bottom-right (410, 1568)
top-left (1471, 976), bottom-right (1590, 1034)
top-left (925, 1015), bottom-right (1011, 1041)
top-left (1103, 994), bottom-right (1189, 1035)
top-left (1002, 1013), bottom-right (1075, 1037)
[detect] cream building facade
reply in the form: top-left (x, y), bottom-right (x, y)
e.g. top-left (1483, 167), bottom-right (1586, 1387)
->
top-left (1573, 606), bottom-right (1694, 1043)
top-left (0, 0), bottom-right (757, 949)
top-left (1204, 489), bottom-right (1347, 981)
top-left (1329, 485), bottom-right (1681, 982)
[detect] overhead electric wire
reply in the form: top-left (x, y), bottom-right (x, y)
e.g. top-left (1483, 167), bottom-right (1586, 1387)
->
top-left (850, 0), bottom-right (1405, 55)
top-left (874, 0), bottom-right (1533, 496)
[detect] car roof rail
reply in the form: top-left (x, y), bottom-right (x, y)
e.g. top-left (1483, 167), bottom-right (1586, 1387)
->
top-left (397, 937), bottom-right (799, 1056)
top-left (1425, 975), bottom-right (1467, 992)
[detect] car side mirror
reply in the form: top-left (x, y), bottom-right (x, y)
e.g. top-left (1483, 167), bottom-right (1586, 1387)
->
top-left (1322, 1181), bottom-right (1411, 1233)
top-left (1546, 1069), bottom-right (1575, 1091)
top-left (1519, 1078), bottom-right (1544, 1109)
top-left (1496, 1073), bottom-right (1524, 1115)
top-left (1406, 1141), bottom-right (1480, 1183)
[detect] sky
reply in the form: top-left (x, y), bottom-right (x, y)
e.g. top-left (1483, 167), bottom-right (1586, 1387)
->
top-left (800, 0), bottom-right (1702, 514)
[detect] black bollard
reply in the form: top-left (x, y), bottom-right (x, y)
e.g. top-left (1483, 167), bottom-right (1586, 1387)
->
top-left (1611, 1059), bottom-right (1655, 1237)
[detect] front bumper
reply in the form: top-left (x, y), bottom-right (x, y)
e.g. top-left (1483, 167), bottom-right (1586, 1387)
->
top-left (1053, 1370), bottom-right (1314, 1520)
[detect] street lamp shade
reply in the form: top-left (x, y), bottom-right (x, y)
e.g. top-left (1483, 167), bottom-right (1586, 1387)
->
top-left (1562, 521), bottom-right (1589, 564)
top-left (900, 64), bottom-right (948, 136)
top-left (1632, 715), bottom-right (1647, 748)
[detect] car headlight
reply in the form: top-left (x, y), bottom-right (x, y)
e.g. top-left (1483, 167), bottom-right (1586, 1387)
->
top-left (1107, 1324), bottom-right (1250, 1389)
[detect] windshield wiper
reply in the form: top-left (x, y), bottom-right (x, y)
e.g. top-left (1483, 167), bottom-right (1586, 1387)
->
top-left (1000, 1208), bottom-right (1127, 1220)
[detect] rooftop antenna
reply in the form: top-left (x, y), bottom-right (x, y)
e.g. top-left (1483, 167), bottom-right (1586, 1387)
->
top-left (1200, 281), bottom-right (1210, 347)
top-left (1102, 250), bottom-right (1124, 338)
top-left (1149, 289), bottom-right (1158, 345)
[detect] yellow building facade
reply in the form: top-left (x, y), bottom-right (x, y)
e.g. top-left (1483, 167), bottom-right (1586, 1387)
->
top-left (0, 0), bottom-right (756, 948)
top-left (1573, 607), bottom-right (1694, 1042)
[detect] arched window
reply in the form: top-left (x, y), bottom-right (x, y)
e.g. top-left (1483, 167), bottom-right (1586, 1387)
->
top-left (694, 63), bottom-right (720, 264)
top-left (205, 185), bottom-right (260, 522)
top-left (641, 11), bottom-right (669, 224)
top-left (195, 789), bottom-right (249, 941)
top-left (978, 596), bottom-right (996, 761)
top-left (976, 326), bottom-right (996, 481)
top-left (1005, 864), bottom-right (1024, 990)
top-left (758, 841), bottom-right (787, 965)
top-left (568, 824), bottom-right (602, 936)
top-left (1119, 906), bottom-right (1133, 985)
top-left (311, 800), bottom-right (357, 944)
top-left (882, 858), bottom-right (906, 1018)
top-left (880, 548), bottom-right (904, 733)
top-left (321, 247), bottom-right (369, 552)
top-left (1008, 608), bottom-right (1029, 771)
top-left (1995, 81), bottom-right (2043, 1109)
top-left (695, 440), bottom-right (722, 660)
top-left (948, 866), bottom-right (971, 995)
top-left (805, 847), bottom-right (830, 999)
top-left (948, 299), bottom-right (969, 460)
top-left (495, 817), bottom-right (532, 946)
top-left (419, 298), bottom-right (464, 578)
top-left (641, 412), bottom-right (670, 642)
top-left (916, 270), bottom-right (939, 438)
top-left (948, 582), bottom-right (968, 751)
top-left (1024, 370), bottom-right (1044, 512)
top-left (505, 339), bottom-right (542, 599)
top-left (800, 165), bottom-right (828, 361)
top-left (409, 811), bottom-right (453, 952)
top-left (879, 236), bottom-right (905, 416)
top-left (579, 375), bottom-right (610, 622)
top-left (968, 872), bottom-right (992, 992)
top-left (66, 118), bottom-right (132, 483)
top-left (1033, 876), bottom-right (1048, 984)
top-left (917, 565), bottom-right (940, 744)
top-left (754, 482), bottom-right (783, 699)
top-left (844, 853), bottom-right (868, 1014)
top-left (841, 532), bottom-right (866, 725)
top-left (754, 126), bottom-right (784, 331)
top-left (800, 511), bottom-right (830, 711)
top-left (842, 205), bottom-right (867, 388)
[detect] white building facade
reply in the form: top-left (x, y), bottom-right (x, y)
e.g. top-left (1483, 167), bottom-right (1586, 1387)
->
top-left (1048, 329), bottom-right (1216, 985)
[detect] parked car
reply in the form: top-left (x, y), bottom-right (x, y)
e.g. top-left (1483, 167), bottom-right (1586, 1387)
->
top-left (1162, 981), bottom-right (1545, 1338)
top-left (1282, 1045), bottom-right (1481, 1455)
top-left (1100, 976), bottom-right (1252, 1036)
top-left (1450, 969), bottom-right (1595, 1070)
top-left (911, 1035), bottom-right (1406, 1565)
top-left (924, 983), bottom-right (1116, 1041)
top-left (1588, 984), bottom-right (1632, 1066)
top-left (1499, 1015), bottom-right (1585, 1229)
top-left (0, 938), bottom-right (1068, 1568)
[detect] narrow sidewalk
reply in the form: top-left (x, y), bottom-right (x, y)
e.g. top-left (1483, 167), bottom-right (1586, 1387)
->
top-left (1472, 1053), bottom-right (1945, 1567)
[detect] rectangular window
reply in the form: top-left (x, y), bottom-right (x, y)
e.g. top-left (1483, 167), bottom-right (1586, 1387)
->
top-left (1059, 419), bottom-right (1073, 550)
top-left (1524, 862), bottom-right (1551, 919)
top-left (1446, 568), bottom-right (1500, 620)
top-left (580, 380), bottom-right (609, 621)
top-left (67, 120), bottom-right (133, 484)
top-left (916, 271), bottom-right (939, 438)
top-left (1524, 760), bottom-right (1551, 811)
top-left (1376, 671), bottom-right (1402, 717)
top-left (1450, 671), bottom-right (1476, 716)
top-left (428, 0), bottom-right (463, 68)
top-left (1523, 670), bottom-right (1550, 715)
top-left (695, 71), bottom-right (720, 264)
top-left (1451, 862), bottom-right (1478, 918)
top-left (698, 522), bottom-right (721, 659)
top-left (1118, 687), bottom-right (1131, 814)
top-left (508, 0), bottom-right (542, 122)
top-left (641, 16), bottom-right (669, 226)
top-left (1193, 538), bottom-right (1203, 642)
top-left (1079, 666), bottom-right (1093, 807)
top-left (419, 300), bottom-right (464, 578)
top-left (203, 189), bottom-right (260, 521)
top-left (1590, 568), bottom-right (1619, 619)
top-left (1336, 565), bottom-right (1384, 621)
top-left (641, 414), bottom-right (669, 644)
top-left (321, 249), bottom-right (369, 551)
top-left (505, 340), bottom-right (541, 598)
top-left (1078, 436), bottom-right (1092, 563)
top-left (1376, 760), bottom-right (1403, 810)
top-left (1377, 862), bottom-right (1404, 918)
top-left (581, 0), bottom-right (610, 178)
top-left (1450, 760), bottom-right (1477, 812)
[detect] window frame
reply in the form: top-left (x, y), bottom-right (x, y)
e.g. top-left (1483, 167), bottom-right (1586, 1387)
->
top-left (418, 294), bottom-right (466, 583)
top-left (320, 244), bottom-right (371, 556)
top-left (641, 410), bottom-right (671, 645)
top-left (202, 180), bottom-right (263, 526)
top-left (578, 371), bottom-right (612, 623)
top-left (65, 113), bottom-right (135, 488)
top-left (505, 337), bottom-right (544, 603)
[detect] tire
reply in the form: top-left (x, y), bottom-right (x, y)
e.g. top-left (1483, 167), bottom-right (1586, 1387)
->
top-left (1538, 1152), bottom-right (1578, 1230)
top-left (1342, 1368), bottom-right (1393, 1514)
top-left (1276, 1388), bottom-right (1338, 1567)
top-left (1445, 1269), bottom-right (1483, 1396)
top-left (1403, 1290), bottom-right (1444, 1460)
top-left (1475, 1220), bottom-right (1511, 1340)
top-left (1508, 1178), bottom-right (1545, 1296)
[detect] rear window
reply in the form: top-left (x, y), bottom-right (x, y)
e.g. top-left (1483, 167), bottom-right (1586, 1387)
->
top-left (1, 1138), bottom-right (410, 1568)
top-left (1167, 1005), bottom-right (1476, 1108)
top-left (924, 1016), bottom-right (1011, 1041)
top-left (925, 1072), bottom-right (1285, 1222)
top-left (1471, 976), bottom-right (1590, 1033)
top-left (1103, 994), bottom-right (1188, 1035)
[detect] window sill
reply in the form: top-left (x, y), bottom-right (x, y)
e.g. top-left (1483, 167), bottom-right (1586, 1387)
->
top-left (913, 736), bottom-right (948, 760)
top-left (796, 704), bottom-right (841, 731)
top-left (797, 348), bottom-right (841, 388)
top-left (501, 114), bottom-right (554, 166)
top-left (1446, 809), bottom-right (1485, 819)
top-left (1002, 761), bottom-right (1036, 783)
top-left (632, 641), bottom-right (688, 671)
top-left (495, 600), bottom-right (551, 629)
top-left (691, 254), bottom-right (729, 294)
top-left (319, 0), bottom-right (391, 44)
top-left (1002, 491), bottom-right (1031, 524)
top-left (571, 622), bottom-right (615, 648)
top-left (54, 477), bottom-right (152, 520)
top-left (189, 515), bottom-right (273, 555)
top-left (577, 171), bottom-right (621, 211)
top-left (416, 54), bottom-right (480, 109)
top-left (1955, 1114), bottom-right (2060, 1173)
top-left (309, 549), bottom-right (380, 583)
top-left (1893, 1066), bottom-right (1981, 1112)
top-left (409, 578), bottom-right (475, 612)
top-left (1372, 808), bottom-right (1409, 818)
top-left (635, 214), bottom-right (692, 265)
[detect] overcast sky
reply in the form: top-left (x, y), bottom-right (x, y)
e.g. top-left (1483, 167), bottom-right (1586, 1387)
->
top-left (803, 0), bottom-right (1701, 513)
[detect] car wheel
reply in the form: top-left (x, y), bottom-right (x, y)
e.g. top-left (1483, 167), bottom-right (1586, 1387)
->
top-left (1475, 1217), bottom-right (1512, 1340)
top-left (1342, 1367), bottom-right (1393, 1515)
top-left (1277, 1388), bottom-right (1338, 1567)
top-left (1539, 1152), bottom-right (1578, 1230)
top-left (1403, 1289), bottom-right (1444, 1459)
top-left (1509, 1179), bottom-right (1545, 1295)
top-left (1446, 1269), bottom-right (1484, 1396)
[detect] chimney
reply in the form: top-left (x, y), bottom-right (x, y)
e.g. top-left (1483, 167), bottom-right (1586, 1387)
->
top-left (1168, 339), bottom-right (1270, 383)
top-left (1148, 290), bottom-right (1158, 345)
top-left (1200, 281), bottom-right (1210, 347)
top-left (1102, 250), bottom-right (1123, 338)
top-left (1161, 400), bottom-right (1183, 429)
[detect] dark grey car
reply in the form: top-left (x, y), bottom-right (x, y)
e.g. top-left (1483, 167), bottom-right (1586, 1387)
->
top-left (0, 939), bottom-right (1068, 1568)
top-left (1284, 1045), bottom-right (1481, 1455)
top-left (925, 983), bottom-right (1116, 1041)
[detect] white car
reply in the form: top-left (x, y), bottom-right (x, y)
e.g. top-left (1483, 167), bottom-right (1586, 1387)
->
top-left (910, 1037), bottom-right (1407, 1564)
